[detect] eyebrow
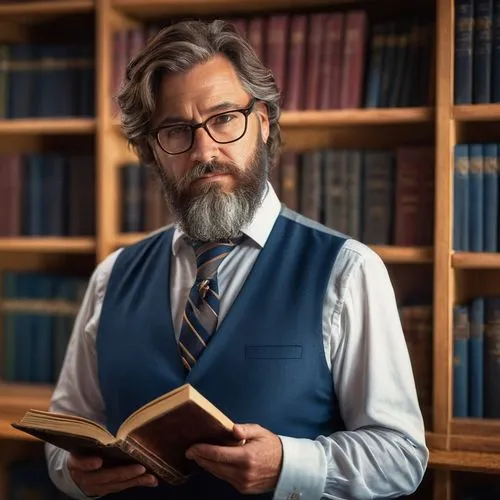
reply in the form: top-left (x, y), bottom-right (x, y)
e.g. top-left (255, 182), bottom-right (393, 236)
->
top-left (157, 101), bottom-right (245, 127)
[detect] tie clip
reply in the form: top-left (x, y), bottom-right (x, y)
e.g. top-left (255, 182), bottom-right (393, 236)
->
top-left (198, 279), bottom-right (210, 298)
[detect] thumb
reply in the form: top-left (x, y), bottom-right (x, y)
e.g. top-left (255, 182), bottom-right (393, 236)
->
top-left (232, 423), bottom-right (264, 442)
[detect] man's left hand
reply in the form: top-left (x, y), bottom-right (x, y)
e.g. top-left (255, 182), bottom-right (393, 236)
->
top-left (185, 423), bottom-right (283, 494)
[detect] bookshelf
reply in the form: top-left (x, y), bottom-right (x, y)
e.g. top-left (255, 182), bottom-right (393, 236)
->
top-left (0, 0), bottom-right (499, 498)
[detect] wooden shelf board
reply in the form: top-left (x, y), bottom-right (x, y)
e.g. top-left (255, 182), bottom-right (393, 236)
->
top-left (280, 108), bottom-right (434, 127)
top-left (452, 252), bottom-right (500, 269)
top-left (0, 118), bottom-right (96, 135)
top-left (0, 420), bottom-right (39, 440)
top-left (0, 238), bottom-right (96, 253)
top-left (370, 245), bottom-right (434, 263)
top-left (0, 1), bottom-right (93, 18)
top-left (113, 0), bottom-right (352, 17)
top-left (454, 104), bottom-right (500, 122)
top-left (429, 450), bottom-right (500, 473)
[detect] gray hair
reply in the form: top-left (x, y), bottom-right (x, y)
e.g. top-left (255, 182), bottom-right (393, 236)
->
top-left (115, 19), bottom-right (282, 166)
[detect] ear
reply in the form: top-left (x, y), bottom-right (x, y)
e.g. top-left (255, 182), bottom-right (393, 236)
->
top-left (255, 101), bottom-right (270, 144)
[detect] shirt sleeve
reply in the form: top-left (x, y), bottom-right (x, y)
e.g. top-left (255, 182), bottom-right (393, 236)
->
top-left (273, 240), bottom-right (429, 500)
top-left (45, 249), bottom-right (123, 500)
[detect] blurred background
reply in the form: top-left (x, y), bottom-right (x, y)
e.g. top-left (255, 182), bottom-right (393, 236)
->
top-left (0, 0), bottom-right (499, 498)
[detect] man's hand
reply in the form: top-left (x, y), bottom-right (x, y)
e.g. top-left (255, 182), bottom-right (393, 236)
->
top-left (67, 454), bottom-right (158, 496)
top-left (185, 423), bottom-right (283, 494)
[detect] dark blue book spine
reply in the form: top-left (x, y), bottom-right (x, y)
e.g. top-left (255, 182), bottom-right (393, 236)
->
top-left (473, 0), bottom-right (494, 103)
top-left (455, 0), bottom-right (475, 104)
top-left (453, 305), bottom-right (470, 417)
top-left (454, 144), bottom-right (470, 251)
top-left (468, 297), bottom-right (484, 417)
top-left (484, 297), bottom-right (500, 417)
top-left (23, 155), bottom-right (45, 236)
top-left (483, 143), bottom-right (498, 251)
top-left (492, 0), bottom-right (500, 101)
top-left (364, 23), bottom-right (386, 108)
top-left (469, 144), bottom-right (484, 251)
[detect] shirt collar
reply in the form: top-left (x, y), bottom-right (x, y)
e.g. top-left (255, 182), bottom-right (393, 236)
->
top-left (172, 181), bottom-right (281, 255)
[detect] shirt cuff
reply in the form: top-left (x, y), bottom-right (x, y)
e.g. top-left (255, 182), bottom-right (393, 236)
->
top-left (273, 436), bottom-right (327, 500)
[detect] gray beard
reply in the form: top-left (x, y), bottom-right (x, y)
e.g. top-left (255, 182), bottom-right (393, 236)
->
top-left (180, 187), bottom-right (256, 241)
top-left (158, 137), bottom-right (268, 242)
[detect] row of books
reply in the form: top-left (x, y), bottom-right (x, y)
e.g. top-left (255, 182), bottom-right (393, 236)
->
top-left (454, 0), bottom-right (500, 104)
top-left (453, 143), bottom-right (499, 252)
top-left (399, 305), bottom-right (433, 429)
top-left (1, 271), bottom-right (87, 384)
top-left (0, 43), bottom-right (94, 119)
top-left (453, 297), bottom-right (500, 419)
top-left (273, 146), bottom-right (434, 246)
top-left (0, 153), bottom-right (95, 237)
top-left (112, 12), bottom-right (433, 114)
top-left (120, 146), bottom-right (435, 247)
top-left (6, 459), bottom-right (70, 500)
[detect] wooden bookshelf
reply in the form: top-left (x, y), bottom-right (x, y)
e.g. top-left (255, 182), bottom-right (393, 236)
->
top-left (0, 238), bottom-right (96, 254)
top-left (280, 107), bottom-right (434, 127)
top-left (453, 104), bottom-right (500, 122)
top-left (0, 0), bottom-right (93, 17)
top-left (0, 118), bottom-right (96, 135)
top-left (452, 252), bottom-right (500, 269)
top-left (113, 0), bottom-right (346, 17)
top-left (0, 0), bottom-right (499, 498)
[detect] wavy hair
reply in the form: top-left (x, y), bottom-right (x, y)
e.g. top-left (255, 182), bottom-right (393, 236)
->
top-left (115, 19), bottom-right (282, 167)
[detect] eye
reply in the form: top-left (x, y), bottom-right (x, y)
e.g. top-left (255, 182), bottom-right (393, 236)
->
top-left (212, 113), bottom-right (236, 125)
top-left (165, 125), bottom-right (190, 138)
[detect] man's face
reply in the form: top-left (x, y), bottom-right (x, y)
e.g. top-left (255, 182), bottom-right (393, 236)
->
top-left (150, 54), bottom-right (270, 242)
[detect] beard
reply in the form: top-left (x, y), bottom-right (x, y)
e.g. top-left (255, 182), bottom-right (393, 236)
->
top-left (156, 135), bottom-right (269, 242)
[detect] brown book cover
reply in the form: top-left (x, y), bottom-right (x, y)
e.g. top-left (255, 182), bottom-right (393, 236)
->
top-left (11, 384), bottom-right (241, 485)
top-left (283, 14), bottom-right (307, 110)
top-left (339, 10), bottom-right (368, 109)
top-left (265, 14), bottom-right (289, 100)
top-left (320, 13), bottom-right (344, 109)
top-left (304, 13), bottom-right (326, 109)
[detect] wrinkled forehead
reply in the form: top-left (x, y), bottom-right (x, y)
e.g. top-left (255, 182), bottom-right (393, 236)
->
top-left (153, 55), bottom-right (250, 126)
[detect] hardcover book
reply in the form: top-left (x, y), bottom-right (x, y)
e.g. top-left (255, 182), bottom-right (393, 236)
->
top-left (11, 384), bottom-right (240, 485)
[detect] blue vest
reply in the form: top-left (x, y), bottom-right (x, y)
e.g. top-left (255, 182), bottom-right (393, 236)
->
top-left (96, 212), bottom-right (347, 499)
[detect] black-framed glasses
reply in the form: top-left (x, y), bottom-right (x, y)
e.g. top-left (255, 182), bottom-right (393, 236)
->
top-left (153, 98), bottom-right (257, 155)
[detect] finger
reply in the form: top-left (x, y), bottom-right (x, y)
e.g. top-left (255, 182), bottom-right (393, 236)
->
top-left (189, 455), bottom-right (238, 484)
top-left (187, 443), bottom-right (246, 465)
top-left (233, 423), bottom-right (264, 441)
top-left (87, 464), bottom-right (148, 486)
top-left (67, 454), bottom-right (103, 472)
top-left (87, 473), bottom-right (158, 496)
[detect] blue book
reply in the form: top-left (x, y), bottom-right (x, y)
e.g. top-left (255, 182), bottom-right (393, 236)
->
top-left (455, 0), bottom-right (475, 104)
top-left (453, 305), bottom-right (470, 417)
top-left (469, 144), bottom-right (484, 251)
top-left (483, 144), bottom-right (498, 251)
top-left (484, 297), bottom-right (500, 418)
top-left (454, 144), bottom-right (470, 251)
top-left (468, 297), bottom-right (484, 417)
top-left (473, 0), bottom-right (494, 103)
top-left (492, 0), bottom-right (500, 101)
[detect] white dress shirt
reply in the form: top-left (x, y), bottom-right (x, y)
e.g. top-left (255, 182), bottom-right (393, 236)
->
top-left (46, 182), bottom-right (428, 500)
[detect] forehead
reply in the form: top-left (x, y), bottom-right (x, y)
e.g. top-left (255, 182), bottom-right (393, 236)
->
top-left (154, 55), bottom-right (249, 121)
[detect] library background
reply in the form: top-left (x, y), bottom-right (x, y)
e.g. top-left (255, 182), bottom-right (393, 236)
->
top-left (0, 0), bottom-right (498, 498)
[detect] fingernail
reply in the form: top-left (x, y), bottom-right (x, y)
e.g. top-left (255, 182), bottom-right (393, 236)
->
top-left (134, 465), bottom-right (146, 475)
top-left (185, 450), bottom-right (194, 459)
top-left (145, 475), bottom-right (158, 486)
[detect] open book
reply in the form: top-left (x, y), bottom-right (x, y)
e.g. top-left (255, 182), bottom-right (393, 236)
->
top-left (12, 384), bottom-right (241, 485)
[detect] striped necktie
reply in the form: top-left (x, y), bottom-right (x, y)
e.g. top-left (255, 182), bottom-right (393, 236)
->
top-left (179, 238), bottom-right (241, 371)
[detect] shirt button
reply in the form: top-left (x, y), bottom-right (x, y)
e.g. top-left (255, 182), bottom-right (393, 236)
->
top-left (287, 491), bottom-right (301, 500)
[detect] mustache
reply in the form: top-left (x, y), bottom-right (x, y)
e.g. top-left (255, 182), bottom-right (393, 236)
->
top-left (177, 161), bottom-right (239, 189)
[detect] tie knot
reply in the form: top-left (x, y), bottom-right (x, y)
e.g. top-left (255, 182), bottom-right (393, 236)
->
top-left (191, 238), bottom-right (242, 280)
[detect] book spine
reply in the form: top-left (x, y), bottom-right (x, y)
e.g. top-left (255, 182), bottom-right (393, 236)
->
top-left (454, 0), bottom-right (475, 104)
top-left (473, 0), bottom-right (494, 103)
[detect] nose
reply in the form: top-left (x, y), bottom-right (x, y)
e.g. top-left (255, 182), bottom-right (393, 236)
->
top-left (189, 126), bottom-right (219, 163)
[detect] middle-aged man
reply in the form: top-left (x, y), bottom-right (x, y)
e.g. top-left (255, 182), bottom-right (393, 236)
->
top-left (45, 19), bottom-right (429, 500)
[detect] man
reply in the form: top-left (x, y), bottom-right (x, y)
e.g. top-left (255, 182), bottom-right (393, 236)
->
top-left (46, 19), bottom-right (428, 500)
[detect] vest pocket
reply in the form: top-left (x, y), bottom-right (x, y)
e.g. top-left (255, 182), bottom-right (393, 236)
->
top-left (245, 345), bottom-right (303, 359)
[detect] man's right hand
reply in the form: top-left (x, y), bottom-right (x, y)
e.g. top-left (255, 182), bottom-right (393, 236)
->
top-left (67, 453), bottom-right (158, 496)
